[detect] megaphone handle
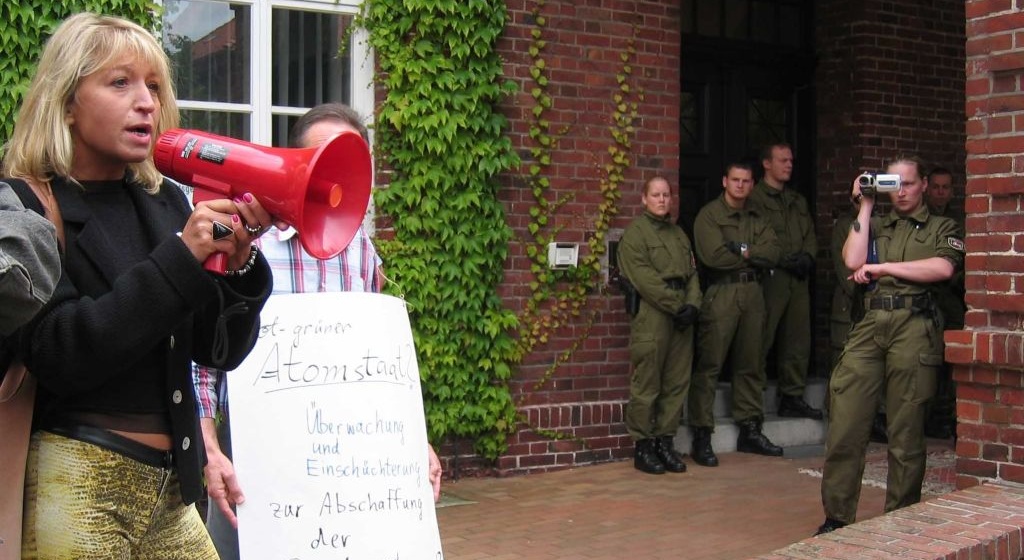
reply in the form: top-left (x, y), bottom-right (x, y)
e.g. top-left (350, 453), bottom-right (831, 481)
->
top-left (204, 252), bottom-right (228, 275)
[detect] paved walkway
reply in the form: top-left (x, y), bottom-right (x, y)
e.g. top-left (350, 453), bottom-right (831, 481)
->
top-left (435, 439), bottom-right (955, 559)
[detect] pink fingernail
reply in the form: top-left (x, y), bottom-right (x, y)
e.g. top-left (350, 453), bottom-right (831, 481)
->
top-left (231, 214), bottom-right (240, 223)
top-left (233, 197), bottom-right (242, 204)
top-left (243, 193), bottom-right (254, 203)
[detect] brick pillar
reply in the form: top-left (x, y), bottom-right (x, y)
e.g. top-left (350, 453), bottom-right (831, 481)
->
top-left (946, 2), bottom-right (1024, 488)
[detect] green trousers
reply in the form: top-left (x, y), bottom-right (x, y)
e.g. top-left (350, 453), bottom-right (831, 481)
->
top-left (821, 307), bottom-right (942, 524)
top-left (626, 300), bottom-right (694, 440)
top-left (763, 270), bottom-right (811, 397)
top-left (688, 282), bottom-right (765, 427)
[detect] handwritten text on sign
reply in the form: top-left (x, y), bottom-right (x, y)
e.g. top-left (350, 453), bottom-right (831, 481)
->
top-left (228, 292), bottom-right (443, 560)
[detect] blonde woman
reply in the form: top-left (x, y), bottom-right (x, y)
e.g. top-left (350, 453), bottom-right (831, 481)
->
top-left (5, 12), bottom-right (276, 557)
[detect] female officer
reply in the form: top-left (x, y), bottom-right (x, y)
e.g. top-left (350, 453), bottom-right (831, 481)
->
top-left (617, 176), bottom-right (701, 474)
top-left (5, 12), bottom-right (276, 557)
top-left (816, 156), bottom-right (964, 535)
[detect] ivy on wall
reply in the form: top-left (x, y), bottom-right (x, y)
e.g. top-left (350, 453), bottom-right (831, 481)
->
top-left (0, 1), bottom-right (160, 143)
top-left (515, 1), bottom-right (643, 407)
top-left (358, 1), bottom-right (521, 460)
top-left (360, 0), bottom-right (644, 456)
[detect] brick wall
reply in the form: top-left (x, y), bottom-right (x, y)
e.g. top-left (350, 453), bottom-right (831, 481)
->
top-left (758, 482), bottom-right (1024, 560)
top-left (945, 0), bottom-right (1024, 489)
top-left (487, 0), bottom-right (681, 473)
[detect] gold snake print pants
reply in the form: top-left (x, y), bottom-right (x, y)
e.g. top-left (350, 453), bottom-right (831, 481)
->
top-left (21, 431), bottom-right (218, 559)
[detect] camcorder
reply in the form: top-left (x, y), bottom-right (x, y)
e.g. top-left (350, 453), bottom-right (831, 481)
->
top-left (856, 172), bottom-right (901, 196)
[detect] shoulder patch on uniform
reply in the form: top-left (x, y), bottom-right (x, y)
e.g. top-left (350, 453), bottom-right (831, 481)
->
top-left (947, 236), bottom-right (965, 252)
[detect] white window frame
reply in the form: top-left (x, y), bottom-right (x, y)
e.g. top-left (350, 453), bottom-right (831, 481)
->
top-left (162, 0), bottom-right (374, 146)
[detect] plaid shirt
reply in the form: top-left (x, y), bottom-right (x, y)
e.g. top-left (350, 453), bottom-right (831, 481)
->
top-left (192, 225), bottom-right (382, 418)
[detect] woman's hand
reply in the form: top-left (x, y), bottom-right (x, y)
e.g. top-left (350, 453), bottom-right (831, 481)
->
top-left (849, 263), bottom-right (882, 284)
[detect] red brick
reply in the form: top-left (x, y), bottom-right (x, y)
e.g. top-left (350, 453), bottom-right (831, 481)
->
top-left (958, 400), bottom-right (982, 423)
top-left (959, 383), bottom-right (998, 403)
top-left (999, 463), bottom-right (1024, 484)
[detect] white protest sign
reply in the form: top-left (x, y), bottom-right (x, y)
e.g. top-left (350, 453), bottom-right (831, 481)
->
top-left (227, 292), bottom-right (443, 560)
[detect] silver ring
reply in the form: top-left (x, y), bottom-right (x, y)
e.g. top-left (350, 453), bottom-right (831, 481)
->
top-left (244, 223), bottom-right (262, 237)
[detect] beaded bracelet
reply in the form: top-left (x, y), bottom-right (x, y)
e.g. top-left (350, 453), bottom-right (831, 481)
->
top-left (226, 245), bottom-right (259, 277)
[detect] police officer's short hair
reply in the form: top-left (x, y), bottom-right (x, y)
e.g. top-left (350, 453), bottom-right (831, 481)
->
top-left (928, 166), bottom-right (952, 182)
top-left (887, 154), bottom-right (927, 180)
top-left (759, 143), bottom-right (792, 163)
top-left (643, 175), bottom-right (670, 195)
top-left (723, 161), bottom-right (753, 176)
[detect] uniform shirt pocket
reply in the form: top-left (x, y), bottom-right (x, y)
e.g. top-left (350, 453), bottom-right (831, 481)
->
top-left (646, 240), bottom-right (672, 271)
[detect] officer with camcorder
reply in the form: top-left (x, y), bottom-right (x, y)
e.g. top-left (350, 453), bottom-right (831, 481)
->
top-left (816, 155), bottom-right (965, 536)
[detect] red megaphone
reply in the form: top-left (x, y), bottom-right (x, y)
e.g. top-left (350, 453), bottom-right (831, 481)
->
top-left (153, 128), bottom-right (372, 274)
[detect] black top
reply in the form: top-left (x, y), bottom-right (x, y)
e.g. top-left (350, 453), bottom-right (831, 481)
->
top-left (16, 174), bottom-right (272, 504)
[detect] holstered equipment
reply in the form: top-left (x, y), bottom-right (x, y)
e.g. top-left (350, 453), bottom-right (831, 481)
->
top-left (619, 276), bottom-right (641, 317)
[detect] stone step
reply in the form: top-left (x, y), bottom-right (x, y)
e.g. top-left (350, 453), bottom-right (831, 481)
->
top-left (671, 378), bottom-right (828, 458)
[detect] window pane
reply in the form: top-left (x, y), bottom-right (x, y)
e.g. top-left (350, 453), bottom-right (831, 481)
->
top-left (680, 0), bottom-right (695, 33)
top-left (696, 1), bottom-right (721, 37)
top-left (751, 1), bottom-right (776, 43)
top-left (724, 0), bottom-right (749, 40)
top-left (747, 97), bottom-right (787, 154)
top-left (180, 109), bottom-right (250, 140)
top-left (680, 90), bottom-right (702, 152)
top-left (780, 4), bottom-right (803, 48)
top-left (271, 113), bottom-right (302, 148)
top-left (272, 9), bottom-right (354, 109)
top-left (163, 0), bottom-right (251, 104)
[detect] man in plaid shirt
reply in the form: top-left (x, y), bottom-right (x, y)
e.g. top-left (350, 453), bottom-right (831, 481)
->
top-left (193, 103), bottom-right (442, 560)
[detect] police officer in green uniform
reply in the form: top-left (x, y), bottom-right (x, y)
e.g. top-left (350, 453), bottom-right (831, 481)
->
top-left (923, 166), bottom-right (966, 439)
top-left (618, 176), bottom-right (702, 475)
top-left (749, 143), bottom-right (823, 419)
top-left (817, 156), bottom-right (965, 535)
top-left (688, 162), bottom-right (784, 467)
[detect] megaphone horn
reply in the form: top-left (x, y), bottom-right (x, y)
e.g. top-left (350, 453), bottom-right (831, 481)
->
top-left (153, 128), bottom-right (372, 273)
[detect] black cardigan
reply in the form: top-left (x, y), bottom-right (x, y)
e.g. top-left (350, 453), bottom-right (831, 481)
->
top-left (16, 175), bottom-right (271, 504)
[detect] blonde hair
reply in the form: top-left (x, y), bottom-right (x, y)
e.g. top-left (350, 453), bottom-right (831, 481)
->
top-left (3, 12), bottom-right (179, 193)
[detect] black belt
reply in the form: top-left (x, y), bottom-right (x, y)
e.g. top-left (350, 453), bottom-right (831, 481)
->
top-left (864, 293), bottom-right (931, 311)
top-left (714, 270), bottom-right (762, 285)
top-left (46, 424), bottom-right (175, 470)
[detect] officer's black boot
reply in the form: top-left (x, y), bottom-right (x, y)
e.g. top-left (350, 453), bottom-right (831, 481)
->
top-left (778, 395), bottom-right (824, 420)
top-left (814, 517), bottom-right (847, 536)
top-left (736, 419), bottom-right (783, 457)
top-left (690, 427), bottom-right (719, 467)
top-left (633, 438), bottom-right (666, 474)
top-left (654, 435), bottom-right (687, 473)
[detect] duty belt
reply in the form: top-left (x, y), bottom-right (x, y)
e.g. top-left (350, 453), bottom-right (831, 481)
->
top-left (714, 269), bottom-right (762, 285)
top-left (864, 293), bottom-right (931, 311)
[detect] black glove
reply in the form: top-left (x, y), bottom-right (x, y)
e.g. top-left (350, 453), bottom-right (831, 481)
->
top-left (724, 241), bottom-right (744, 255)
top-left (779, 252), bottom-right (814, 280)
top-left (796, 252), bottom-right (815, 278)
top-left (779, 252), bottom-right (801, 273)
top-left (673, 305), bottom-right (699, 330)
